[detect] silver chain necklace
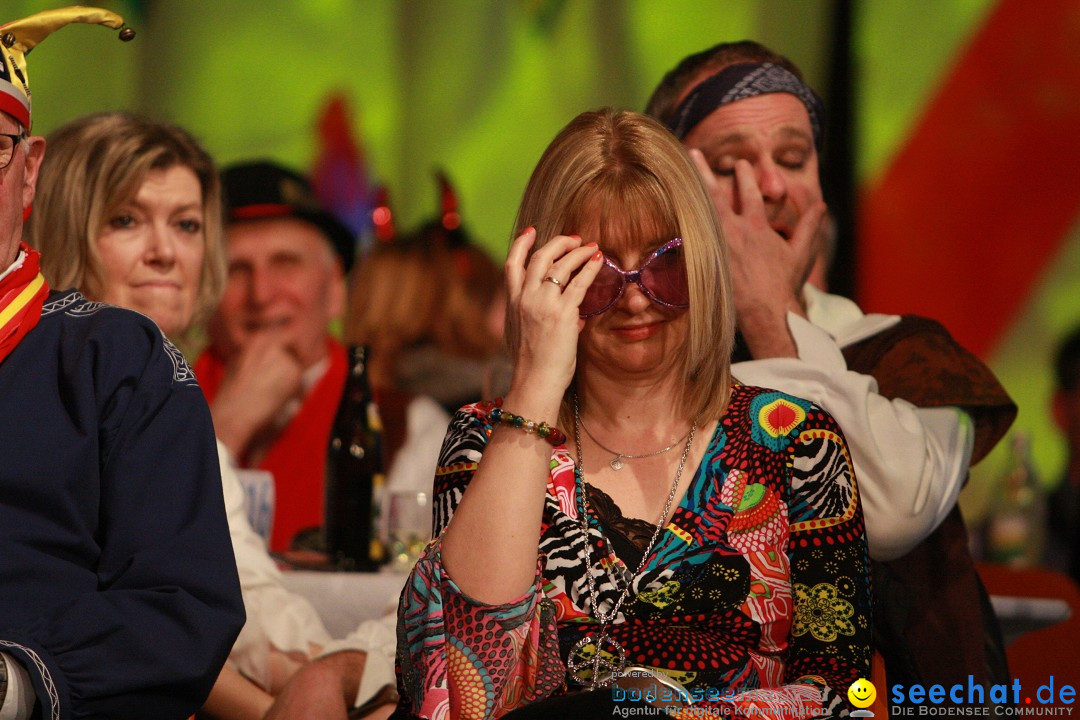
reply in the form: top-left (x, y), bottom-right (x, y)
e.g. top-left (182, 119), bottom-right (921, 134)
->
top-left (566, 392), bottom-right (697, 689)
top-left (579, 415), bottom-right (692, 471)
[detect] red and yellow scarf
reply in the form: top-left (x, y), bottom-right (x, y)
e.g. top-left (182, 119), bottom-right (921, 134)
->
top-left (0, 243), bottom-right (49, 365)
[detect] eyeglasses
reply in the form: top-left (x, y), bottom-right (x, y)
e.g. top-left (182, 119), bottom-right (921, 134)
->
top-left (0, 133), bottom-right (25, 171)
top-left (579, 237), bottom-right (690, 317)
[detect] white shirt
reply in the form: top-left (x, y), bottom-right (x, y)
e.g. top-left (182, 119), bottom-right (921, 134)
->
top-left (0, 249), bottom-right (25, 282)
top-left (222, 394), bottom-right (449, 706)
top-left (731, 284), bottom-right (974, 561)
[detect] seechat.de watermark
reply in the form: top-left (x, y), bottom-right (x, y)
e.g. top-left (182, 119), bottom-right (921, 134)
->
top-left (889, 676), bottom-right (1075, 716)
top-left (609, 675), bottom-right (1076, 718)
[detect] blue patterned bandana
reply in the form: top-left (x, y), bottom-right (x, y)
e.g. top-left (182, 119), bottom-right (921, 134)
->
top-left (666, 62), bottom-right (825, 150)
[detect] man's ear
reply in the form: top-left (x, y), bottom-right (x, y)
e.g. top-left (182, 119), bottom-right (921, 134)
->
top-left (21, 135), bottom-right (46, 210)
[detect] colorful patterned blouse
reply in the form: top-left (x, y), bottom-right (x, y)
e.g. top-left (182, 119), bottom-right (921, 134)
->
top-left (396, 384), bottom-right (871, 718)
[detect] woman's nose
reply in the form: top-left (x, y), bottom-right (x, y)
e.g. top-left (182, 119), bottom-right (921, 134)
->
top-left (145, 224), bottom-right (176, 267)
top-left (620, 279), bottom-right (652, 312)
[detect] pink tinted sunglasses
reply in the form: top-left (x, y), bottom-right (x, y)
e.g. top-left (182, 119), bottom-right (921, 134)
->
top-left (579, 238), bottom-right (690, 318)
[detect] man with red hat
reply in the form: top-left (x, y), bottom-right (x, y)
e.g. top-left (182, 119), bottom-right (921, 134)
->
top-left (0, 8), bottom-right (243, 719)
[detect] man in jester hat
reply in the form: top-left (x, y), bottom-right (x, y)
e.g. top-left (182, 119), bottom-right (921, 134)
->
top-left (0, 8), bottom-right (244, 718)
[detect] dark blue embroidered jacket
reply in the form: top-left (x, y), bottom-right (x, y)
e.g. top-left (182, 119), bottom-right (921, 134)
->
top-left (0, 290), bottom-right (244, 719)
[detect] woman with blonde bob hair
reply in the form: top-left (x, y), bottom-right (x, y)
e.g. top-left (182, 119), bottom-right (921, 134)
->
top-left (29, 111), bottom-right (226, 340)
top-left (393, 109), bottom-right (871, 719)
top-left (511, 106), bottom-right (733, 424)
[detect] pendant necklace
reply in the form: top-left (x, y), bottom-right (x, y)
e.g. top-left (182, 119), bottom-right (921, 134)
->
top-left (578, 416), bottom-right (691, 471)
top-left (566, 392), bottom-right (696, 689)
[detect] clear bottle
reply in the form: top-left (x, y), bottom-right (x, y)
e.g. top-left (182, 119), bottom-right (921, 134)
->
top-left (985, 432), bottom-right (1047, 567)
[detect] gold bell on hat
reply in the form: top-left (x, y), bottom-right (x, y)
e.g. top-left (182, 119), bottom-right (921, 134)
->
top-left (0, 6), bottom-right (134, 130)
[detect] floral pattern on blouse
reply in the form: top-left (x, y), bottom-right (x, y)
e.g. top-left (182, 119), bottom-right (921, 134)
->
top-left (395, 384), bottom-right (872, 719)
top-left (793, 583), bottom-right (858, 643)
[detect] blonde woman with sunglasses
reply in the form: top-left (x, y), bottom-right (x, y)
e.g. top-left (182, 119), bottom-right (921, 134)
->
top-left (391, 110), bottom-right (872, 720)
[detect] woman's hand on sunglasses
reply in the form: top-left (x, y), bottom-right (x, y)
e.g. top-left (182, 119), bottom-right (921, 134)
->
top-left (504, 228), bottom-right (604, 407)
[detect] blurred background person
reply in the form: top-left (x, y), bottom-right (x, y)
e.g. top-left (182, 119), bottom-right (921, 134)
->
top-left (345, 219), bottom-right (507, 448)
top-left (30, 113), bottom-right (396, 720)
top-left (350, 179), bottom-right (510, 416)
top-left (1048, 326), bottom-right (1080, 582)
top-left (194, 160), bottom-right (357, 555)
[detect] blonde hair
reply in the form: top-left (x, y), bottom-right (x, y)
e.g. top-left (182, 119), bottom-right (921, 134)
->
top-left (28, 112), bottom-right (226, 330)
top-left (345, 234), bottom-right (502, 389)
top-left (513, 108), bottom-right (734, 421)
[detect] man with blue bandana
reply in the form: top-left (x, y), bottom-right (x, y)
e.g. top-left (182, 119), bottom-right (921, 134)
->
top-left (648, 41), bottom-right (1016, 702)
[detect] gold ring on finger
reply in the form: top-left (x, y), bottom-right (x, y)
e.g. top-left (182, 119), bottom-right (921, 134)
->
top-left (543, 275), bottom-right (563, 287)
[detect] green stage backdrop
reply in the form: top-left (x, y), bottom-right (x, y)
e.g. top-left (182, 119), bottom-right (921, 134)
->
top-left (14, 0), bottom-right (1080, 518)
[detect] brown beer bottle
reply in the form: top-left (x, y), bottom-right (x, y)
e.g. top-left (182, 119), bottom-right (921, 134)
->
top-left (324, 345), bottom-right (387, 570)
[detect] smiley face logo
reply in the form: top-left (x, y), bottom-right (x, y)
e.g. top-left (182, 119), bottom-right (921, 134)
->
top-left (848, 678), bottom-right (877, 709)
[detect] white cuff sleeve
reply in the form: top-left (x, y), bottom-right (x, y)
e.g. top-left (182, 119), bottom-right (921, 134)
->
top-left (219, 442), bottom-right (332, 689)
top-left (732, 313), bottom-right (974, 561)
top-left (0, 653), bottom-right (35, 720)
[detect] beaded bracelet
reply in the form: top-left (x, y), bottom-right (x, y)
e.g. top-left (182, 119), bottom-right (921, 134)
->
top-left (490, 406), bottom-right (567, 446)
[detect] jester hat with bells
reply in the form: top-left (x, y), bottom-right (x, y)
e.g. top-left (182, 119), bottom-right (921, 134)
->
top-left (0, 6), bottom-right (134, 131)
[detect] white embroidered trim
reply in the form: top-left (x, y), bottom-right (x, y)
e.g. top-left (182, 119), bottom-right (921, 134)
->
top-left (162, 334), bottom-right (197, 386)
top-left (40, 291), bottom-right (83, 317)
top-left (0, 641), bottom-right (59, 720)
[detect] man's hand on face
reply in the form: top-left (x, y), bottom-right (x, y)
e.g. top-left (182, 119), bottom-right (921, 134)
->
top-left (210, 329), bottom-right (306, 460)
top-left (690, 150), bottom-right (827, 359)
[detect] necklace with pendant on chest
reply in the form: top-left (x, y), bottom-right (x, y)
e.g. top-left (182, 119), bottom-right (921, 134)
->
top-left (579, 414), bottom-right (692, 471)
top-left (566, 393), bottom-right (697, 689)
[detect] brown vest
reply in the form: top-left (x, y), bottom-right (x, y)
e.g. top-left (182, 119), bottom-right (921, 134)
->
top-left (841, 315), bottom-right (1016, 698)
